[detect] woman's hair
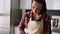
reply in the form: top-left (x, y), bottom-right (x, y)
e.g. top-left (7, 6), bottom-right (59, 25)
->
top-left (30, 0), bottom-right (47, 21)
top-left (32, 0), bottom-right (47, 14)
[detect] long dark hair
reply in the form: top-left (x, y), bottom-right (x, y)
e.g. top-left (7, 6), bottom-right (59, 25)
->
top-left (30, 0), bottom-right (47, 21)
top-left (31, 0), bottom-right (47, 15)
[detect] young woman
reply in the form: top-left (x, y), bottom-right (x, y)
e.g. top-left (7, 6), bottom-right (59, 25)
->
top-left (19, 0), bottom-right (51, 34)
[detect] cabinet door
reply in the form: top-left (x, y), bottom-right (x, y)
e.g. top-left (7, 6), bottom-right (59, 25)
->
top-left (0, 16), bottom-right (10, 34)
top-left (0, 0), bottom-right (10, 34)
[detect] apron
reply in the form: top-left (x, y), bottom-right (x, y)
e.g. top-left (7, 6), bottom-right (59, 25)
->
top-left (28, 18), bottom-right (43, 34)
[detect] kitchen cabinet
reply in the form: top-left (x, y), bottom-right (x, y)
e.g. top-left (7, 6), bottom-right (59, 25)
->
top-left (0, 0), bottom-right (10, 34)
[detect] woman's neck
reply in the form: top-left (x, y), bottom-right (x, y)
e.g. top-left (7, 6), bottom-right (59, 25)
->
top-left (33, 13), bottom-right (42, 20)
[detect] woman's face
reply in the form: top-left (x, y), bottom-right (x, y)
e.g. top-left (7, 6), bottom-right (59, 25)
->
top-left (32, 1), bottom-right (43, 15)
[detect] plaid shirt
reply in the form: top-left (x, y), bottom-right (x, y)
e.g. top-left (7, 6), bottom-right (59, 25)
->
top-left (19, 12), bottom-right (52, 34)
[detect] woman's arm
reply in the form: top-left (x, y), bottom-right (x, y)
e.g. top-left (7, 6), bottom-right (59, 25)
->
top-left (19, 13), bottom-right (27, 34)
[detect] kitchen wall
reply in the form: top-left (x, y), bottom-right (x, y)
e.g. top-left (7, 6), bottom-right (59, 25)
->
top-left (46, 0), bottom-right (60, 10)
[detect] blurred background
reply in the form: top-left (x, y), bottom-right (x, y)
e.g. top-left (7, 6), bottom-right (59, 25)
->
top-left (0, 0), bottom-right (60, 34)
top-left (0, 0), bottom-right (10, 34)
